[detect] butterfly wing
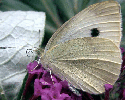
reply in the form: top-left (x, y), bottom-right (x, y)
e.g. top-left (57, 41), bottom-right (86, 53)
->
top-left (42, 1), bottom-right (122, 94)
top-left (44, 37), bottom-right (121, 94)
top-left (44, 1), bottom-right (121, 53)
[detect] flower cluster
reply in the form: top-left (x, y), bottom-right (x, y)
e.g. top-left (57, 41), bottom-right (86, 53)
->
top-left (23, 61), bottom-right (82, 100)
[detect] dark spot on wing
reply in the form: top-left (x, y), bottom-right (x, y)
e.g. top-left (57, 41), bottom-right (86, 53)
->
top-left (91, 28), bottom-right (100, 37)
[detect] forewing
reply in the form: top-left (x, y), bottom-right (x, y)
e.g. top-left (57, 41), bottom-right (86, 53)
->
top-left (45, 1), bottom-right (121, 53)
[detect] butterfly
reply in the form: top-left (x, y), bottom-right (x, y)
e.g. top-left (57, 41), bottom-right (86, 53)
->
top-left (40, 1), bottom-right (122, 94)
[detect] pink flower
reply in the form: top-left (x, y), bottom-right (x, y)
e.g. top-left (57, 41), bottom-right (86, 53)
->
top-left (41, 71), bottom-right (58, 85)
top-left (121, 47), bottom-right (125, 54)
top-left (104, 84), bottom-right (113, 100)
top-left (104, 84), bottom-right (113, 91)
top-left (33, 78), bottom-right (72, 100)
top-left (40, 83), bottom-right (71, 100)
top-left (122, 89), bottom-right (125, 100)
top-left (32, 67), bottom-right (74, 100)
top-left (27, 61), bottom-right (44, 74)
top-left (34, 79), bottom-right (42, 96)
top-left (121, 47), bottom-right (125, 72)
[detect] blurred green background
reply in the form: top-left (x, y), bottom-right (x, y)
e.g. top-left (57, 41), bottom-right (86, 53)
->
top-left (0, 0), bottom-right (124, 48)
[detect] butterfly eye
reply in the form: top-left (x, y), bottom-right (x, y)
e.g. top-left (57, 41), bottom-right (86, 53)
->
top-left (91, 28), bottom-right (100, 37)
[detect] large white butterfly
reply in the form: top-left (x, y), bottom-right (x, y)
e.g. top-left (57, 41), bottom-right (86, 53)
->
top-left (41, 1), bottom-right (122, 94)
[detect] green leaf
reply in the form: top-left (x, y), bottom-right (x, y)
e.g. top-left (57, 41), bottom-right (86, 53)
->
top-left (120, 1), bottom-right (125, 48)
top-left (17, 73), bottom-right (28, 100)
top-left (54, 0), bottom-right (75, 22)
top-left (0, 84), bottom-right (7, 100)
top-left (72, 0), bottom-right (90, 14)
top-left (0, 0), bottom-right (34, 11)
